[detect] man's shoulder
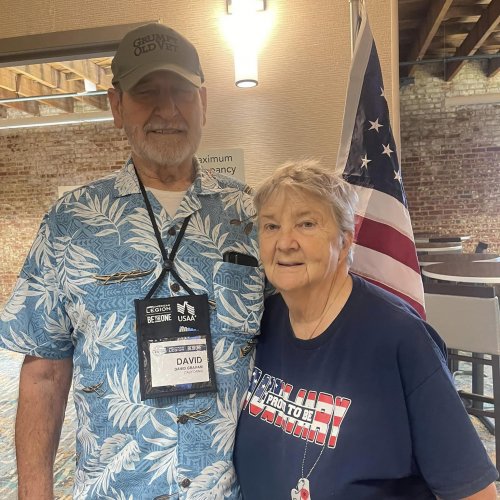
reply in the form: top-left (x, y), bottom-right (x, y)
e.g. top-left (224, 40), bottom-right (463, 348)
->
top-left (201, 169), bottom-right (253, 194)
top-left (53, 170), bottom-right (124, 210)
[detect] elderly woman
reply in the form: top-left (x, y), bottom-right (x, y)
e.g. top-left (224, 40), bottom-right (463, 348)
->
top-left (234, 161), bottom-right (497, 499)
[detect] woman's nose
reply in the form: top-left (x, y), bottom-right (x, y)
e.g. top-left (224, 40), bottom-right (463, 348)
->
top-left (276, 229), bottom-right (298, 251)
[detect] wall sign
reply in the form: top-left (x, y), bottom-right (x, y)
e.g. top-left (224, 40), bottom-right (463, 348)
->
top-left (197, 148), bottom-right (245, 182)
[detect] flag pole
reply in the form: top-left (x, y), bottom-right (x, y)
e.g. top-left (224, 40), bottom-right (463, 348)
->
top-left (349, 0), bottom-right (361, 55)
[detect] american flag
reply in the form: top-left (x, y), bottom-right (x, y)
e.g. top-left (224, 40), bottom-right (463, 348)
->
top-left (336, 4), bottom-right (425, 318)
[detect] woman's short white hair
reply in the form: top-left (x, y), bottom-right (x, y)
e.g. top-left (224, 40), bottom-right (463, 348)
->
top-left (254, 159), bottom-right (358, 265)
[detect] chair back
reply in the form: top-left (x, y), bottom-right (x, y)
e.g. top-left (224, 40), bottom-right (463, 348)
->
top-left (424, 283), bottom-right (500, 355)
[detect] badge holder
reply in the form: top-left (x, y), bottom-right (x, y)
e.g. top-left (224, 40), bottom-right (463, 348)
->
top-left (135, 294), bottom-right (217, 400)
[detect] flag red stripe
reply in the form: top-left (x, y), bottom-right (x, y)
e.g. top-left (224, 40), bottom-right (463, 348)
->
top-left (354, 215), bottom-right (420, 274)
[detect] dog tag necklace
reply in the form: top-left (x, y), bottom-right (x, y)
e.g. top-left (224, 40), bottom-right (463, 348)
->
top-left (290, 438), bottom-right (327, 500)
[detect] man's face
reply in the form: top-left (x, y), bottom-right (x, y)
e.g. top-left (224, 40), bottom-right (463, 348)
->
top-left (109, 70), bottom-right (207, 170)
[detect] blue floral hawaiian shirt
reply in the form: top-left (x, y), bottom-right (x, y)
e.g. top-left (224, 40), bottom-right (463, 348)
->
top-left (0, 158), bottom-right (265, 499)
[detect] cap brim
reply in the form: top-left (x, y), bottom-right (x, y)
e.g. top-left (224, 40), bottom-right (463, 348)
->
top-left (115, 63), bottom-right (203, 91)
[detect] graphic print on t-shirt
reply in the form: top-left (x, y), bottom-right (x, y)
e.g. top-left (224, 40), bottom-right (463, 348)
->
top-left (242, 367), bottom-right (351, 448)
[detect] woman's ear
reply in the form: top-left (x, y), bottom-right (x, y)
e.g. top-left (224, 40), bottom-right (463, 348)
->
top-left (339, 231), bottom-right (354, 262)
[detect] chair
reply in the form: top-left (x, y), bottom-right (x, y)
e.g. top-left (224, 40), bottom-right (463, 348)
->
top-left (475, 241), bottom-right (489, 254)
top-left (424, 282), bottom-right (500, 472)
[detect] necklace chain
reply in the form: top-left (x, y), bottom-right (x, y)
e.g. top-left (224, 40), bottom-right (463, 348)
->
top-left (301, 436), bottom-right (328, 480)
top-left (290, 274), bottom-right (349, 340)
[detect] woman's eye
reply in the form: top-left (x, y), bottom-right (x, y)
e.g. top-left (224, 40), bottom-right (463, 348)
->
top-left (300, 221), bottom-right (316, 228)
top-left (264, 224), bottom-right (279, 231)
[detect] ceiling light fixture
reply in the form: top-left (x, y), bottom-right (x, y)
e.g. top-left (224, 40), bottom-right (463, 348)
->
top-left (225, 0), bottom-right (266, 88)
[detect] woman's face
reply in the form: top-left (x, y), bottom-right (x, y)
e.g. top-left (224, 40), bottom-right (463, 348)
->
top-left (258, 188), bottom-right (351, 298)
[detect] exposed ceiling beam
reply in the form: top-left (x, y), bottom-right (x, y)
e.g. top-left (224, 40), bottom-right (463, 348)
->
top-left (0, 87), bottom-right (40, 115)
top-left (16, 74), bottom-right (74, 113)
top-left (56, 60), bottom-right (112, 89)
top-left (446, 5), bottom-right (487, 20)
top-left (0, 69), bottom-right (74, 113)
top-left (12, 64), bottom-right (107, 110)
top-left (401, 0), bottom-right (453, 78)
top-left (445, 0), bottom-right (500, 80)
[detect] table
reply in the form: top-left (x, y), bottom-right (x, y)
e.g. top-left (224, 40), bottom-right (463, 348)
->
top-left (414, 233), bottom-right (471, 244)
top-left (422, 261), bottom-right (500, 426)
top-left (422, 261), bottom-right (500, 284)
top-left (416, 241), bottom-right (463, 254)
top-left (419, 253), bottom-right (500, 267)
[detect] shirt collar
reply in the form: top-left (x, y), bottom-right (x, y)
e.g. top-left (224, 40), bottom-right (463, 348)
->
top-left (112, 156), bottom-right (226, 198)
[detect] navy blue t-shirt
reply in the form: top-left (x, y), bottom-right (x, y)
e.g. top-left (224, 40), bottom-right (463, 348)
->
top-left (234, 275), bottom-right (497, 499)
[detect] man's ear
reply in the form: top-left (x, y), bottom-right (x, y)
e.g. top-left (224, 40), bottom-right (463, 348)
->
top-left (199, 87), bottom-right (207, 126)
top-left (108, 88), bottom-right (123, 129)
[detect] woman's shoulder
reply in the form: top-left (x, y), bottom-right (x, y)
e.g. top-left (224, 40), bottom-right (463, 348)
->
top-left (349, 274), bottom-right (446, 357)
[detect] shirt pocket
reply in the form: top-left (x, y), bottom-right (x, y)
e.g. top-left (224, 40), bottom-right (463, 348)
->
top-left (212, 261), bottom-right (265, 336)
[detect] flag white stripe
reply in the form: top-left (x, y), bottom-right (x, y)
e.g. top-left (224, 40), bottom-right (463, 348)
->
top-left (352, 185), bottom-right (415, 241)
top-left (351, 244), bottom-right (424, 304)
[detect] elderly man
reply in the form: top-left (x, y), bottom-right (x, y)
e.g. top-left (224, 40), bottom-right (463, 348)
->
top-left (0, 23), bottom-right (264, 499)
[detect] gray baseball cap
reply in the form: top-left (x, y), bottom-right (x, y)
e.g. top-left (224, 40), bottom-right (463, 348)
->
top-left (111, 23), bottom-right (204, 91)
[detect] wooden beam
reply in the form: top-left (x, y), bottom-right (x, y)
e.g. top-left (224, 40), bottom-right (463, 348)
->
top-left (488, 52), bottom-right (500, 77)
top-left (16, 75), bottom-right (74, 113)
top-left (0, 87), bottom-right (40, 115)
top-left (0, 69), bottom-right (74, 113)
top-left (401, 0), bottom-right (454, 78)
top-left (57, 60), bottom-right (112, 89)
top-left (0, 68), bottom-right (16, 91)
top-left (446, 0), bottom-right (500, 80)
top-left (447, 5), bottom-right (487, 20)
top-left (12, 64), bottom-right (107, 110)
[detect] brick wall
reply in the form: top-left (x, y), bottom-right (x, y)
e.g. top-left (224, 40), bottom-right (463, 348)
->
top-left (400, 60), bottom-right (500, 254)
top-left (0, 124), bottom-right (129, 304)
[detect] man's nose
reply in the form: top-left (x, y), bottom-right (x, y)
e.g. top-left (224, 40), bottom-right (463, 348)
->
top-left (154, 89), bottom-right (178, 117)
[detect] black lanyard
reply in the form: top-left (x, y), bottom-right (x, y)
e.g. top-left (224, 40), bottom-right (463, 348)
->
top-left (135, 167), bottom-right (195, 299)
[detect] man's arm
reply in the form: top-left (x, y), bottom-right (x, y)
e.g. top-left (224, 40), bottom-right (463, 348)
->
top-left (15, 355), bottom-right (73, 500)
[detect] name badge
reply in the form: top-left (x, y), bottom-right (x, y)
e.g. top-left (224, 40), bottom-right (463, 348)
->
top-left (135, 294), bottom-right (217, 400)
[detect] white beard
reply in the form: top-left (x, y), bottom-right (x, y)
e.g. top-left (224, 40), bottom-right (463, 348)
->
top-left (124, 121), bottom-right (201, 168)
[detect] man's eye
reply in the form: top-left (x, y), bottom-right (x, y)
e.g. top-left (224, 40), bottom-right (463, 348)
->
top-left (134, 88), bottom-right (156, 97)
top-left (173, 87), bottom-right (196, 101)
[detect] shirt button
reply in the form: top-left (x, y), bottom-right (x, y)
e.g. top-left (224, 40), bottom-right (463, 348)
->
top-left (181, 478), bottom-right (191, 488)
top-left (170, 282), bottom-right (180, 292)
top-left (168, 227), bottom-right (176, 236)
top-left (178, 414), bottom-right (189, 424)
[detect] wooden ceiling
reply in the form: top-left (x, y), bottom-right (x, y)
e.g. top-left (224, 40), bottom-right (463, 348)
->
top-left (1, 0), bottom-right (499, 119)
top-left (0, 58), bottom-right (112, 118)
top-left (399, 0), bottom-right (500, 79)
